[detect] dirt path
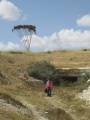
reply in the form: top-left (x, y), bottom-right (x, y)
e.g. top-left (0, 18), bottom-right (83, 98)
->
top-left (18, 97), bottom-right (49, 120)
top-left (0, 95), bottom-right (48, 120)
top-left (0, 99), bottom-right (30, 114)
top-left (0, 83), bottom-right (85, 120)
top-left (19, 96), bottom-right (75, 120)
top-left (44, 95), bottom-right (77, 120)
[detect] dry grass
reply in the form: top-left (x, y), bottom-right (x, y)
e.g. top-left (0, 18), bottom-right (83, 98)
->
top-left (0, 50), bottom-right (90, 120)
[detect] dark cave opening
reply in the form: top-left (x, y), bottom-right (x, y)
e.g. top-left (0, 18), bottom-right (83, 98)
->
top-left (61, 76), bottom-right (78, 82)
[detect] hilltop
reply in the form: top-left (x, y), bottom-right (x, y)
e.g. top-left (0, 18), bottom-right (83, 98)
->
top-left (0, 50), bottom-right (90, 120)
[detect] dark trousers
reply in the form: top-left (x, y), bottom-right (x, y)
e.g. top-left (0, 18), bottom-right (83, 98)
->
top-left (47, 87), bottom-right (51, 97)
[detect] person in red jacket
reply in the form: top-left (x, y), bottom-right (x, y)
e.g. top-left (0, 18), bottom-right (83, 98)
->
top-left (45, 77), bottom-right (53, 97)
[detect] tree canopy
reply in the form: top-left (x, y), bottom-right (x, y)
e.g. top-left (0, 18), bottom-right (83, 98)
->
top-left (12, 25), bottom-right (36, 33)
top-left (12, 25), bottom-right (36, 51)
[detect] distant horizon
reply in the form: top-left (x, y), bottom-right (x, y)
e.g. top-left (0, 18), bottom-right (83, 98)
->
top-left (1, 48), bottom-right (90, 53)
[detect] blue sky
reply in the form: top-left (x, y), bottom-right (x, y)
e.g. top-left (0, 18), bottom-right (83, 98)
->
top-left (0, 0), bottom-right (90, 52)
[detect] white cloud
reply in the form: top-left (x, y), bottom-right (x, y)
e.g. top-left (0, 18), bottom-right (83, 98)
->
top-left (31, 32), bottom-right (60, 51)
top-left (30, 29), bottom-right (90, 51)
top-left (77, 14), bottom-right (90, 27)
top-left (0, 42), bottom-right (20, 51)
top-left (0, 0), bottom-right (21, 21)
top-left (58, 29), bottom-right (90, 49)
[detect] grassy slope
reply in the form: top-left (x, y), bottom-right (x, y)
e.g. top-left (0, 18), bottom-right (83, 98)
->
top-left (0, 50), bottom-right (90, 120)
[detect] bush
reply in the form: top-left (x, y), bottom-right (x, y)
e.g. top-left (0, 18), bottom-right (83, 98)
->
top-left (28, 60), bottom-right (60, 85)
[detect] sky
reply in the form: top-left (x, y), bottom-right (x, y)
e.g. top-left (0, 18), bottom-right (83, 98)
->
top-left (0, 0), bottom-right (90, 52)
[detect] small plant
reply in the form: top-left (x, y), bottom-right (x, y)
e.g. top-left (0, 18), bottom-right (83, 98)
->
top-left (8, 51), bottom-right (24, 54)
top-left (82, 49), bottom-right (88, 51)
top-left (0, 72), bottom-right (8, 85)
top-left (28, 60), bottom-right (60, 85)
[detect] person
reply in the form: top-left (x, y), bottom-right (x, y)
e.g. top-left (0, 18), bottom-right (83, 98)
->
top-left (45, 77), bottom-right (53, 97)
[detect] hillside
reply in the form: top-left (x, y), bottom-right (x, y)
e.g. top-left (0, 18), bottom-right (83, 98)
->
top-left (0, 50), bottom-right (90, 120)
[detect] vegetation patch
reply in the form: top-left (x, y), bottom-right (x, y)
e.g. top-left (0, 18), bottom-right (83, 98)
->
top-left (46, 108), bottom-right (74, 120)
top-left (7, 50), bottom-right (24, 54)
top-left (28, 60), bottom-right (60, 85)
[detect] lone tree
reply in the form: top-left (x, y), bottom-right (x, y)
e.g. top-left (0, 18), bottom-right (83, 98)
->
top-left (12, 25), bottom-right (36, 51)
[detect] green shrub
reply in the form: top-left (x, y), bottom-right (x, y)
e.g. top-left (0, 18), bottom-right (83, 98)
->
top-left (28, 60), bottom-right (60, 85)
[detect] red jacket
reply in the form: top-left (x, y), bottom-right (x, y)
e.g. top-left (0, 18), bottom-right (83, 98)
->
top-left (45, 80), bottom-right (53, 89)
